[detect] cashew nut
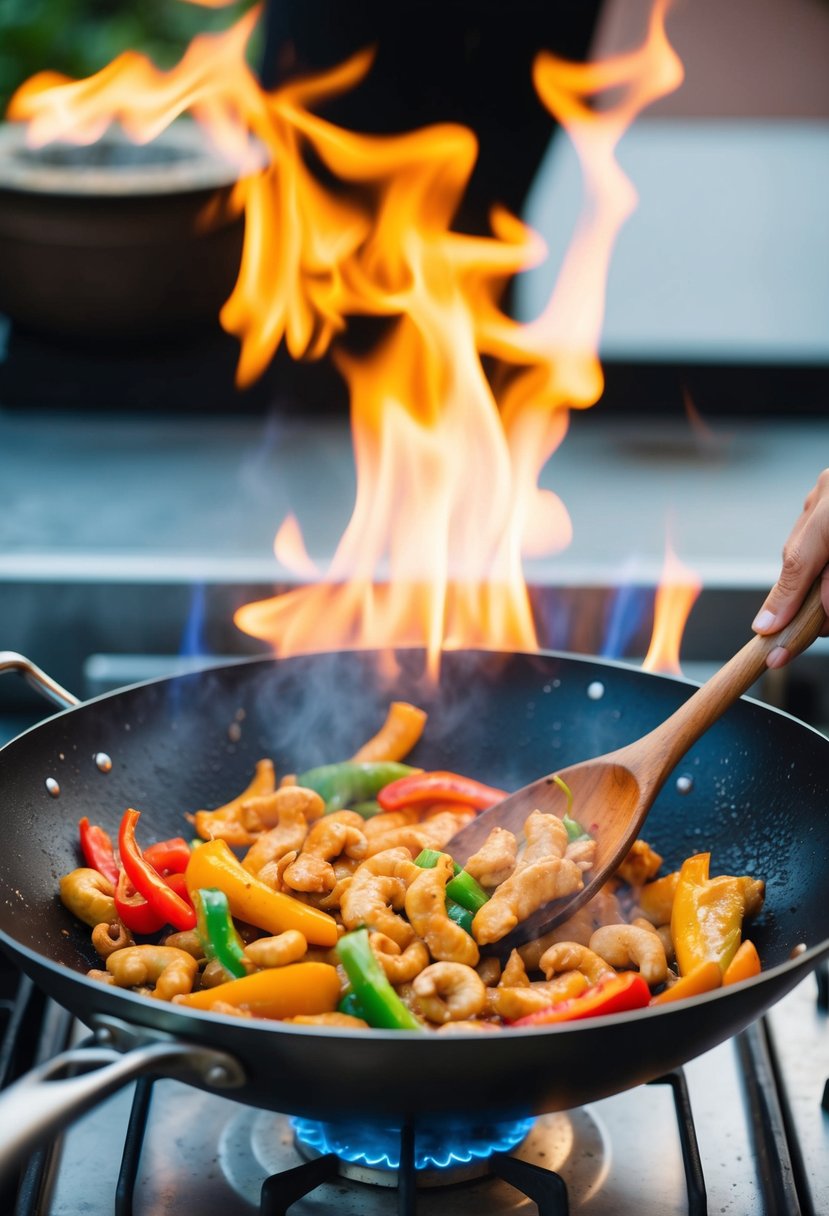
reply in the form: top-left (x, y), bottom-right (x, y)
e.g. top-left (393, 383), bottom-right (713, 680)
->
top-left (91, 921), bottom-right (135, 959)
top-left (538, 941), bottom-right (616, 986)
top-left (589, 924), bottom-right (668, 987)
top-left (59, 868), bottom-right (116, 928)
top-left (413, 962), bottom-right (487, 1023)
top-left (244, 930), bottom-right (307, 969)
top-left (106, 945), bottom-right (198, 1000)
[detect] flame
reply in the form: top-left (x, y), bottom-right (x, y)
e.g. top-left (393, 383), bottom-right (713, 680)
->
top-left (273, 514), bottom-right (319, 581)
top-left (642, 540), bottom-right (702, 676)
top-left (8, 2), bottom-right (684, 671)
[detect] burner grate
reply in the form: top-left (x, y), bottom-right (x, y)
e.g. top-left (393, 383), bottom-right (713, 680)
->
top-left (4, 974), bottom-right (826, 1215)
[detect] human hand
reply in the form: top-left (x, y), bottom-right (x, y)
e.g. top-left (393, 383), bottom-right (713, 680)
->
top-left (752, 468), bottom-right (829, 668)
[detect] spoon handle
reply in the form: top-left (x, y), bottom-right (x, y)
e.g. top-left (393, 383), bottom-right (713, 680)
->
top-left (631, 581), bottom-right (826, 795)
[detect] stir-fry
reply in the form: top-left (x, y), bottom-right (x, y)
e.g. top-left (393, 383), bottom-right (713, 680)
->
top-left (60, 700), bottom-right (765, 1030)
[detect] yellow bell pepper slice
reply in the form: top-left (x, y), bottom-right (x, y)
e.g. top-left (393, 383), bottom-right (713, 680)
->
top-left (185, 839), bottom-right (339, 947)
top-left (175, 961), bottom-right (341, 1018)
top-left (671, 852), bottom-right (764, 977)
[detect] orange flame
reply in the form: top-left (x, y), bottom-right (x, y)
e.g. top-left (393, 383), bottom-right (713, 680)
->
top-left (642, 540), bottom-right (702, 675)
top-left (9, 2), bottom-right (684, 671)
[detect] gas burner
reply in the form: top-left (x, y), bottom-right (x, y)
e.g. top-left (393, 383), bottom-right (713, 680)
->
top-left (291, 1113), bottom-right (536, 1185)
top-left (219, 1106), bottom-right (606, 1212)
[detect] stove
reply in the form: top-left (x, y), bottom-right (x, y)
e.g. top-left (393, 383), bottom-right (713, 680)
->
top-left (0, 959), bottom-right (825, 1215)
top-left (2, 364), bottom-right (829, 1216)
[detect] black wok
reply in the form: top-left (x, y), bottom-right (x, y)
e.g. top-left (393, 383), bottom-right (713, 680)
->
top-left (0, 646), bottom-right (827, 1171)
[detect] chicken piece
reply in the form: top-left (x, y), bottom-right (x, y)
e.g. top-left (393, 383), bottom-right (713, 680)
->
top-left (405, 853), bottom-right (480, 966)
top-left (565, 836), bottom-right (597, 873)
top-left (340, 847), bottom-right (420, 948)
top-left (616, 839), bottom-right (663, 887)
top-left (471, 811), bottom-right (583, 946)
top-left (485, 972), bottom-right (588, 1020)
top-left (464, 827), bottom-right (518, 888)
top-left (518, 882), bottom-right (623, 970)
top-left (241, 786), bottom-right (324, 875)
top-left (191, 759), bottom-right (276, 845)
top-left (282, 813), bottom-right (367, 894)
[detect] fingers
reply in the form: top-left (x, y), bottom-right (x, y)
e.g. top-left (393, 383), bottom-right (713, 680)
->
top-left (752, 470), bottom-right (829, 660)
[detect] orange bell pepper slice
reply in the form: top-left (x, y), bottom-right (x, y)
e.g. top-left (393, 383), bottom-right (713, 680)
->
top-left (175, 961), bottom-right (341, 1019)
top-left (185, 839), bottom-right (338, 947)
top-left (350, 702), bottom-right (428, 763)
top-left (650, 961), bottom-right (722, 1006)
top-left (722, 939), bottom-right (761, 986)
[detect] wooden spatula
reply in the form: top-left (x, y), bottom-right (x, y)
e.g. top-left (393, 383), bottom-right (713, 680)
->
top-left (448, 581), bottom-right (826, 948)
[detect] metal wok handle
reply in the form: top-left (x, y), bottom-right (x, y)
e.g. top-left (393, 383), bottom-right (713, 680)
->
top-left (0, 1017), bottom-right (245, 1184)
top-left (0, 651), bottom-right (79, 711)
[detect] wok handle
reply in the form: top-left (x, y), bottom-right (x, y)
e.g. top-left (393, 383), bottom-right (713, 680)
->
top-left (0, 652), bottom-right (79, 710)
top-left (0, 1034), bottom-right (244, 1183)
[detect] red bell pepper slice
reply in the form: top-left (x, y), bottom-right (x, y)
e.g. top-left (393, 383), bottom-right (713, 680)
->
top-left (114, 869), bottom-right (167, 935)
top-left (118, 809), bottom-right (196, 932)
top-left (143, 837), bottom-right (192, 875)
top-left (78, 818), bottom-right (120, 887)
top-left (510, 971), bottom-right (652, 1027)
top-left (377, 770), bottom-right (507, 812)
top-left (162, 871), bottom-right (194, 907)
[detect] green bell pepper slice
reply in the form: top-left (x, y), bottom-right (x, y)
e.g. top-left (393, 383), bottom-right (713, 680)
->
top-left (335, 929), bottom-right (424, 1031)
top-left (193, 887), bottom-right (247, 979)
top-left (296, 762), bottom-right (419, 812)
top-left (414, 848), bottom-right (489, 913)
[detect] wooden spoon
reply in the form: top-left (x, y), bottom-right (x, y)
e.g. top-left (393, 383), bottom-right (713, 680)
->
top-left (448, 581), bottom-right (827, 949)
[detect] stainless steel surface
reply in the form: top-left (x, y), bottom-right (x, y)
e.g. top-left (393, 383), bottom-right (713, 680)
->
top-left (1, 411), bottom-right (827, 589)
top-left (38, 975), bottom-right (826, 1215)
top-left (2, 409), bottom-right (829, 706)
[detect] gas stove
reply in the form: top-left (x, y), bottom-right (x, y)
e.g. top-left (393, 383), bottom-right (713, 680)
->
top-left (2, 960), bottom-right (826, 1215)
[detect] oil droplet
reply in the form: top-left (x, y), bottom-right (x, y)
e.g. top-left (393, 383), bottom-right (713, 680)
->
top-left (94, 752), bottom-right (113, 773)
top-left (587, 681), bottom-right (605, 701)
top-left (676, 775), bottom-right (694, 794)
top-left (45, 777), bottom-right (60, 797)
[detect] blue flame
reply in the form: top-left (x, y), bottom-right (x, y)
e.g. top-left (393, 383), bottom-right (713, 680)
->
top-left (602, 581), bottom-right (650, 659)
top-left (291, 1115), bottom-right (534, 1171)
top-left (180, 582), bottom-right (207, 659)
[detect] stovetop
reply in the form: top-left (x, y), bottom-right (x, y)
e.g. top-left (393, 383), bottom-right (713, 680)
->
top-left (4, 968), bottom-right (826, 1215)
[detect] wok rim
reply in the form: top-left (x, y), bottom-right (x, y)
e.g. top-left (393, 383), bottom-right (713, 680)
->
top-left (1, 645), bottom-right (827, 1044)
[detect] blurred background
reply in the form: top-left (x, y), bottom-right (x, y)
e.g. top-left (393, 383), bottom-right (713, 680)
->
top-left (0, 0), bottom-right (828, 727)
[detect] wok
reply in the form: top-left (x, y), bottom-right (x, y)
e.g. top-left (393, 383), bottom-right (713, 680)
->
top-left (0, 645), bottom-right (827, 1174)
